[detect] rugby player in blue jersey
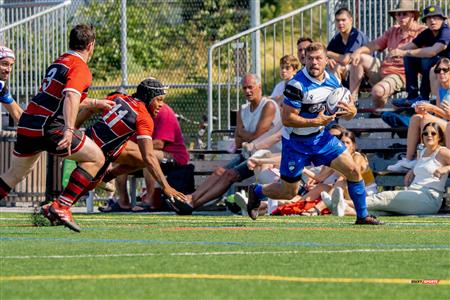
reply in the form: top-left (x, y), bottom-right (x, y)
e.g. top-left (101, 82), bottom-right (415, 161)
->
top-left (246, 42), bottom-right (383, 225)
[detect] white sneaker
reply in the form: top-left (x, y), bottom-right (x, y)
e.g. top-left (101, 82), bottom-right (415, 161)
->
top-left (320, 191), bottom-right (332, 208)
top-left (386, 158), bottom-right (416, 173)
top-left (331, 187), bottom-right (346, 217)
top-left (234, 191), bottom-right (248, 216)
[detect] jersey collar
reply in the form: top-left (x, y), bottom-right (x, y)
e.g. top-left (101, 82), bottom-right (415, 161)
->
top-left (302, 67), bottom-right (330, 85)
top-left (67, 50), bottom-right (86, 62)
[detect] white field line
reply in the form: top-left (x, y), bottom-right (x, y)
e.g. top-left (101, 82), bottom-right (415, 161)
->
top-left (1, 247), bottom-right (449, 260)
top-left (2, 217), bottom-right (449, 227)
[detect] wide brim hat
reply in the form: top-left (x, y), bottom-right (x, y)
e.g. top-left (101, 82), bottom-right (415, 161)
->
top-left (388, 0), bottom-right (420, 20)
top-left (421, 5), bottom-right (446, 23)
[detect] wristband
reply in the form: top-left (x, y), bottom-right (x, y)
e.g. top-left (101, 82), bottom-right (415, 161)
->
top-left (0, 91), bottom-right (14, 104)
top-left (64, 127), bottom-right (75, 133)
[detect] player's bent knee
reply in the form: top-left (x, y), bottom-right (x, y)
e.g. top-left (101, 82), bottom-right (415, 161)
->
top-left (371, 85), bottom-right (385, 99)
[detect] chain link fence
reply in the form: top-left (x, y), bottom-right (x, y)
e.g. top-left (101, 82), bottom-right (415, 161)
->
top-left (65, 0), bottom-right (251, 144)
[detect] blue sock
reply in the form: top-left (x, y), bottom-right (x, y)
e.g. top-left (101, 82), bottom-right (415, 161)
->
top-left (254, 184), bottom-right (265, 199)
top-left (347, 180), bottom-right (368, 218)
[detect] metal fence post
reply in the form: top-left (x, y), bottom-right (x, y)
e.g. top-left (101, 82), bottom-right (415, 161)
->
top-left (327, 0), bottom-right (336, 43)
top-left (120, 0), bottom-right (128, 88)
top-left (251, 0), bottom-right (261, 78)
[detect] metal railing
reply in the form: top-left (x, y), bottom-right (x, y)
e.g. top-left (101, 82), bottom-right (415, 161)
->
top-left (207, 0), bottom-right (330, 149)
top-left (0, 0), bottom-right (71, 106)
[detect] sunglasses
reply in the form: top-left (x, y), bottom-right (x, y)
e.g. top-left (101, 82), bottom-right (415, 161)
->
top-left (434, 67), bottom-right (450, 74)
top-left (395, 12), bottom-right (410, 17)
top-left (422, 131), bottom-right (437, 137)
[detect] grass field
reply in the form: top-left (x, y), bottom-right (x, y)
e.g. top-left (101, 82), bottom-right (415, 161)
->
top-left (0, 212), bottom-right (449, 299)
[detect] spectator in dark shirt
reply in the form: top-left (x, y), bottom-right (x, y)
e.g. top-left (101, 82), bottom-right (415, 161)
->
top-left (327, 7), bottom-right (368, 85)
top-left (390, 5), bottom-right (450, 106)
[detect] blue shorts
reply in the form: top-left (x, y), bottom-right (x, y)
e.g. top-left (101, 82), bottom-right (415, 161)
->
top-left (280, 130), bottom-right (346, 183)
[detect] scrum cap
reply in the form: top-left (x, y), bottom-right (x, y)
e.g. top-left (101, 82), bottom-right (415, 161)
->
top-left (134, 77), bottom-right (167, 105)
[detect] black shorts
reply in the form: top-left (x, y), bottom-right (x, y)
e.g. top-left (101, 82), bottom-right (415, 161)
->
top-left (14, 122), bottom-right (86, 157)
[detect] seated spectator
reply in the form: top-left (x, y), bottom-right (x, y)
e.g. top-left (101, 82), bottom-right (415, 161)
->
top-left (344, 122), bottom-right (450, 215)
top-left (296, 37), bottom-right (313, 66)
top-left (327, 7), bottom-right (368, 84)
top-left (100, 102), bottom-right (190, 212)
top-left (270, 55), bottom-right (300, 105)
top-left (350, 1), bottom-right (425, 108)
top-left (170, 73), bottom-right (281, 214)
top-left (390, 5), bottom-right (450, 106)
top-left (387, 57), bottom-right (450, 172)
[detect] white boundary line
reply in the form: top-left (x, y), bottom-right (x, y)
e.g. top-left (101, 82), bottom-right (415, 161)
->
top-left (1, 248), bottom-right (449, 260)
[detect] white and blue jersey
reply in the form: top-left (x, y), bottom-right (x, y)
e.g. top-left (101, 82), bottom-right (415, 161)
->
top-left (282, 68), bottom-right (341, 138)
top-left (280, 68), bottom-right (347, 183)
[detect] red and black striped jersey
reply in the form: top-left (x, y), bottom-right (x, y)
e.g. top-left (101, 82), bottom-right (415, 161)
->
top-left (88, 94), bottom-right (154, 159)
top-left (17, 51), bottom-right (92, 137)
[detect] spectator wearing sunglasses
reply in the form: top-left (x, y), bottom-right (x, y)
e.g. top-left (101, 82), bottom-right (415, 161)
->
top-left (389, 5), bottom-right (450, 107)
top-left (346, 122), bottom-right (450, 216)
top-left (387, 57), bottom-right (450, 172)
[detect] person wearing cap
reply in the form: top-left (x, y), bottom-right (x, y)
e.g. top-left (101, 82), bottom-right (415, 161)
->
top-left (70, 78), bottom-right (187, 215)
top-left (349, 1), bottom-right (425, 108)
top-left (390, 4), bottom-right (450, 106)
top-left (327, 7), bottom-right (369, 85)
top-left (0, 46), bottom-right (23, 122)
top-left (0, 24), bottom-right (115, 233)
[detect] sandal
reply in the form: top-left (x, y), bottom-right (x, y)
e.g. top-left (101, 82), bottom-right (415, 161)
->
top-left (98, 201), bottom-right (132, 213)
top-left (164, 196), bottom-right (193, 215)
top-left (300, 206), bottom-right (321, 216)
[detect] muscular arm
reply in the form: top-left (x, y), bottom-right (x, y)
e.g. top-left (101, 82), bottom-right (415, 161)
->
top-left (75, 98), bottom-right (116, 128)
top-left (282, 105), bottom-right (334, 128)
top-left (405, 43), bottom-right (446, 58)
top-left (138, 138), bottom-right (170, 189)
top-left (327, 51), bottom-right (351, 65)
top-left (250, 121), bottom-right (282, 150)
top-left (153, 139), bottom-right (165, 150)
top-left (63, 91), bottom-right (82, 130)
top-left (2, 101), bottom-right (23, 123)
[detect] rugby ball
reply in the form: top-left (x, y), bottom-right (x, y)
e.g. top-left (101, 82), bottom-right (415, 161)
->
top-left (326, 87), bottom-right (351, 114)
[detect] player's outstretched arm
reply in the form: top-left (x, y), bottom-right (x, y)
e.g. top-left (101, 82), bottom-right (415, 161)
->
top-left (137, 138), bottom-right (187, 201)
top-left (1, 101), bottom-right (23, 123)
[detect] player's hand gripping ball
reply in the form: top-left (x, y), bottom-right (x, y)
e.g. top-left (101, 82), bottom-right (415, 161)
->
top-left (325, 87), bottom-right (351, 115)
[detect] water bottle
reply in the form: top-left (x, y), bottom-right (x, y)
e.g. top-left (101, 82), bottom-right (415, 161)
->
top-left (416, 143), bottom-right (425, 159)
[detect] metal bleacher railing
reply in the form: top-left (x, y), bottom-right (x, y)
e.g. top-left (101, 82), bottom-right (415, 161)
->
top-left (0, 0), bottom-right (71, 204)
top-left (206, 0), bottom-right (450, 149)
top-left (0, 0), bottom-right (71, 111)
